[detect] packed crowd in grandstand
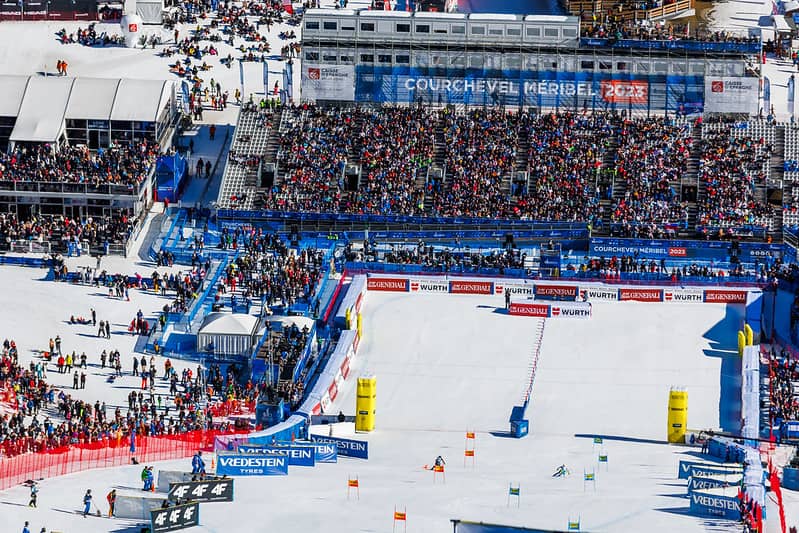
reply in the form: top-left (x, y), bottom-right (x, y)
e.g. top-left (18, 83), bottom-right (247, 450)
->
top-left (520, 112), bottom-right (607, 224)
top-left (569, 254), bottom-right (752, 280)
top-left (609, 117), bottom-right (691, 238)
top-left (767, 345), bottom-right (799, 426)
top-left (0, 213), bottom-right (138, 251)
top-left (580, 18), bottom-right (759, 43)
top-left (0, 142), bottom-right (159, 188)
top-left (697, 129), bottom-right (773, 229)
top-left (345, 242), bottom-right (527, 273)
top-left (233, 105), bottom-right (782, 239)
top-left (435, 108), bottom-right (521, 218)
top-left (261, 321), bottom-right (312, 407)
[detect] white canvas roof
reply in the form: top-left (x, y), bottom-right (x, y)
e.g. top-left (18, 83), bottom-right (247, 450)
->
top-left (1, 75), bottom-right (172, 143)
top-left (774, 14), bottom-right (791, 33)
top-left (0, 76), bottom-right (29, 117)
top-left (10, 76), bottom-right (74, 143)
top-left (111, 79), bottom-right (170, 122)
top-left (66, 78), bottom-right (120, 121)
top-left (266, 315), bottom-right (315, 331)
top-left (198, 312), bottom-right (259, 336)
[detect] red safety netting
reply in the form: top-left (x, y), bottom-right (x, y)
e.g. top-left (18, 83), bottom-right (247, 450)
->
top-left (207, 398), bottom-right (255, 418)
top-left (0, 429), bottom-right (243, 491)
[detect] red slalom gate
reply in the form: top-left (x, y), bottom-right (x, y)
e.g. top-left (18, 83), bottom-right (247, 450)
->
top-left (0, 429), bottom-right (241, 491)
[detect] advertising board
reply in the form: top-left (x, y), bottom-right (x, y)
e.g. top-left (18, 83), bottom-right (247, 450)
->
top-left (215, 454), bottom-right (289, 476)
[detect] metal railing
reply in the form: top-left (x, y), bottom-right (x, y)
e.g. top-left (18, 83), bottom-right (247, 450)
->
top-left (8, 240), bottom-right (51, 254)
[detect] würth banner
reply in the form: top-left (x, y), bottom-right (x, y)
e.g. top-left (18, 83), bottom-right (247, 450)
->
top-left (509, 301), bottom-right (591, 319)
top-left (364, 276), bottom-right (755, 305)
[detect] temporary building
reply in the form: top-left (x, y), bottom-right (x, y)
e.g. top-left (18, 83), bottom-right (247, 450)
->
top-left (197, 312), bottom-right (260, 357)
top-left (0, 75), bottom-right (176, 148)
top-left (9, 76), bottom-right (73, 144)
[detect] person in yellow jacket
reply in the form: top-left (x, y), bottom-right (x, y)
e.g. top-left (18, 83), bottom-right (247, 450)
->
top-left (65, 353), bottom-right (73, 372)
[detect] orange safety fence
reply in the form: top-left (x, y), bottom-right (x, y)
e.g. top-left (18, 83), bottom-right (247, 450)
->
top-left (0, 429), bottom-right (245, 491)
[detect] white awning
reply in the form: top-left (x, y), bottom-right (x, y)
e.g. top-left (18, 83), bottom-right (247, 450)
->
top-left (111, 79), bottom-right (170, 122)
top-left (10, 76), bottom-right (73, 143)
top-left (0, 76), bottom-right (29, 117)
top-left (774, 15), bottom-right (791, 33)
top-left (198, 312), bottom-right (259, 336)
top-left (66, 78), bottom-right (120, 121)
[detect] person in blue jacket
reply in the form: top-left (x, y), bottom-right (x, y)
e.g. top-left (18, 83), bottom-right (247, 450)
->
top-left (192, 451), bottom-right (206, 474)
top-left (142, 466), bottom-right (154, 491)
top-left (82, 489), bottom-right (93, 517)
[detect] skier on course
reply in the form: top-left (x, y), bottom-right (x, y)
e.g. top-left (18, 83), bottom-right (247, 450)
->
top-left (425, 455), bottom-right (446, 470)
top-left (552, 464), bottom-right (570, 478)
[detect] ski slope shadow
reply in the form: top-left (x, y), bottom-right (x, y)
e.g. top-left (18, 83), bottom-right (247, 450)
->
top-left (654, 507), bottom-right (735, 532)
top-left (573, 433), bottom-right (668, 445)
top-left (701, 306), bottom-right (743, 433)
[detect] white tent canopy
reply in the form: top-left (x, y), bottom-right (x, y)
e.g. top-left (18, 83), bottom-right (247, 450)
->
top-left (66, 78), bottom-right (120, 121)
top-left (10, 76), bottom-right (73, 143)
top-left (0, 75), bottom-right (174, 144)
top-left (197, 312), bottom-right (260, 357)
top-left (773, 14), bottom-right (791, 34)
top-left (111, 78), bottom-right (171, 122)
top-left (266, 315), bottom-right (315, 331)
top-left (0, 76), bottom-right (30, 118)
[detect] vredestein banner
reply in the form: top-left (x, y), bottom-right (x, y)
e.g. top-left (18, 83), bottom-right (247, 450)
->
top-left (216, 454), bottom-right (289, 476)
top-left (348, 66), bottom-right (704, 113)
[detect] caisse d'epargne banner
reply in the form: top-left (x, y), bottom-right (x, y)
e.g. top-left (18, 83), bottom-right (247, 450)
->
top-left (302, 64), bottom-right (355, 101)
top-left (704, 77), bottom-right (758, 115)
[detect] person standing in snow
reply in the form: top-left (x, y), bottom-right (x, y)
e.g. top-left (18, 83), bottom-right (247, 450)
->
top-left (106, 489), bottom-right (116, 516)
top-left (82, 489), bottom-right (92, 517)
top-left (192, 451), bottom-right (206, 474)
top-left (28, 483), bottom-right (37, 507)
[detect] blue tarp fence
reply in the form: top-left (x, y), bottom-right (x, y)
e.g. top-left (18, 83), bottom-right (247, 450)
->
top-left (156, 153), bottom-right (188, 203)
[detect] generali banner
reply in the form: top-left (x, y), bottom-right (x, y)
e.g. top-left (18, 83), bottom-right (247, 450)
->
top-left (364, 276), bottom-right (755, 306)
